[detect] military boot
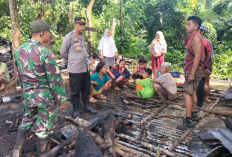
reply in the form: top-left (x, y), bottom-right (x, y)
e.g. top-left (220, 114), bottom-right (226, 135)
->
top-left (192, 111), bottom-right (200, 121)
top-left (83, 100), bottom-right (97, 114)
top-left (72, 104), bottom-right (80, 118)
top-left (12, 128), bottom-right (30, 157)
top-left (37, 137), bottom-right (48, 156)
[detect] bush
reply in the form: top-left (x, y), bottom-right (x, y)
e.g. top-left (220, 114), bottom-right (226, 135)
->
top-left (212, 50), bottom-right (232, 80)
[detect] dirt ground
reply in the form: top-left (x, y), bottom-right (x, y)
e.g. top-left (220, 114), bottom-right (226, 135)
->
top-left (0, 70), bottom-right (232, 157)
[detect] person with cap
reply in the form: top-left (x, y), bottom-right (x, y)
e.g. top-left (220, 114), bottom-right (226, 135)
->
top-left (13, 19), bottom-right (67, 156)
top-left (197, 24), bottom-right (213, 107)
top-left (152, 62), bottom-right (177, 101)
top-left (60, 17), bottom-right (97, 118)
top-left (177, 16), bottom-right (204, 130)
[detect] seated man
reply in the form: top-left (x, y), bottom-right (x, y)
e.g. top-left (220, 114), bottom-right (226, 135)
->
top-left (135, 68), bottom-right (155, 99)
top-left (153, 62), bottom-right (177, 101)
top-left (132, 57), bottom-right (151, 82)
top-left (89, 62), bottom-right (112, 103)
top-left (0, 59), bottom-right (10, 90)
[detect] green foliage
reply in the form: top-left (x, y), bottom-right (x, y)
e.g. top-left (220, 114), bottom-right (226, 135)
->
top-left (212, 50), bottom-right (232, 80)
top-left (165, 50), bottom-right (185, 73)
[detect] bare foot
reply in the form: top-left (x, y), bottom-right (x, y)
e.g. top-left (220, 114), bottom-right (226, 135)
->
top-left (114, 86), bottom-right (120, 91)
top-left (205, 97), bottom-right (211, 103)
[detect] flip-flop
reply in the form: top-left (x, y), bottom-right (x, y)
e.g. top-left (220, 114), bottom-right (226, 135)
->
top-left (114, 86), bottom-right (120, 91)
top-left (122, 85), bottom-right (128, 88)
top-left (97, 94), bottom-right (107, 100)
top-left (0, 84), bottom-right (6, 91)
top-left (89, 97), bottom-right (97, 103)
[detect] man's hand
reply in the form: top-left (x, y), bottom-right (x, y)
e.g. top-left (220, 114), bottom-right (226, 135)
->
top-left (188, 73), bottom-right (195, 82)
top-left (59, 102), bottom-right (67, 109)
top-left (116, 52), bottom-right (118, 57)
top-left (94, 81), bottom-right (98, 86)
top-left (205, 69), bottom-right (211, 75)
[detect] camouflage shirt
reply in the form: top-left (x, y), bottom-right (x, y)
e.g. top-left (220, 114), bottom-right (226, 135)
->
top-left (15, 39), bottom-right (67, 107)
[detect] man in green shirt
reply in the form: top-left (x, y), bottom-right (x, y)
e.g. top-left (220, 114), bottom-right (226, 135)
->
top-left (0, 59), bottom-right (10, 90)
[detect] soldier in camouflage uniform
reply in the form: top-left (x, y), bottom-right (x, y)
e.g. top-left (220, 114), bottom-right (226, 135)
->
top-left (13, 19), bottom-right (67, 157)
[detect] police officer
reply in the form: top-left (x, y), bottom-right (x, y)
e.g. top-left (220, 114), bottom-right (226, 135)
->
top-left (13, 19), bottom-right (67, 156)
top-left (60, 17), bottom-right (97, 118)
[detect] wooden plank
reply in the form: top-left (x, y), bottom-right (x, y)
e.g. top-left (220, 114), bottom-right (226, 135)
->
top-left (85, 27), bottom-right (97, 32)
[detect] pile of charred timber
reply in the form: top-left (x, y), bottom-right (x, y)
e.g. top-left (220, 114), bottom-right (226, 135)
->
top-left (9, 81), bottom-right (230, 156)
top-left (38, 82), bottom-right (231, 157)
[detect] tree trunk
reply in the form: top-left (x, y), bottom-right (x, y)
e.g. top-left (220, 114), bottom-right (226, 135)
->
top-left (85, 0), bottom-right (95, 48)
top-left (69, 2), bottom-right (75, 24)
top-left (120, 0), bottom-right (122, 25)
top-left (7, 0), bottom-right (21, 90)
top-left (69, 2), bottom-right (73, 24)
top-left (111, 18), bottom-right (116, 38)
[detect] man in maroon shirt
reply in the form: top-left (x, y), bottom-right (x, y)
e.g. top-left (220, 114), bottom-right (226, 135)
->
top-left (177, 16), bottom-right (204, 130)
top-left (197, 24), bottom-right (214, 108)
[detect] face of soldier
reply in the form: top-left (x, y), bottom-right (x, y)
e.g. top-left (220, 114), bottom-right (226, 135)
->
top-left (43, 30), bottom-right (51, 43)
top-left (74, 23), bottom-right (86, 33)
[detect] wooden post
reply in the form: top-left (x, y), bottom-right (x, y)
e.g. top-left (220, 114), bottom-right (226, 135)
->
top-left (85, 0), bottom-right (95, 47)
top-left (69, 2), bottom-right (73, 24)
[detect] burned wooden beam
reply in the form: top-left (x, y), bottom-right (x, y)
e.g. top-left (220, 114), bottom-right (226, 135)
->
top-left (123, 92), bottom-right (231, 117)
top-left (102, 114), bottom-right (116, 157)
top-left (41, 110), bottom-right (112, 157)
top-left (58, 115), bottom-right (91, 127)
top-left (137, 104), bottom-right (168, 125)
top-left (116, 133), bottom-right (178, 157)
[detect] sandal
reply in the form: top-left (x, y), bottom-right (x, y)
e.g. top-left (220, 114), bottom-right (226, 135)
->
top-left (89, 97), bottom-right (97, 103)
top-left (97, 94), bottom-right (107, 100)
top-left (114, 86), bottom-right (120, 91)
top-left (0, 84), bottom-right (6, 91)
top-left (122, 85), bottom-right (128, 88)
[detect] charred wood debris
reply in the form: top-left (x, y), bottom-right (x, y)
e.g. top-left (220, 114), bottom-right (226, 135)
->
top-left (4, 57), bottom-right (232, 157)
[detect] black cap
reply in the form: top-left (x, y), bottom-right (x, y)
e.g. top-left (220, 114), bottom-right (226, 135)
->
top-left (74, 17), bottom-right (86, 24)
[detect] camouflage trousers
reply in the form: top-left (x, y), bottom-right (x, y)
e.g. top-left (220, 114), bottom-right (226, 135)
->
top-left (20, 99), bottom-right (58, 138)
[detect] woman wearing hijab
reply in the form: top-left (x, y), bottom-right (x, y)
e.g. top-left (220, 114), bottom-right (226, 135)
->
top-left (149, 31), bottom-right (167, 69)
top-left (98, 29), bottom-right (118, 69)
